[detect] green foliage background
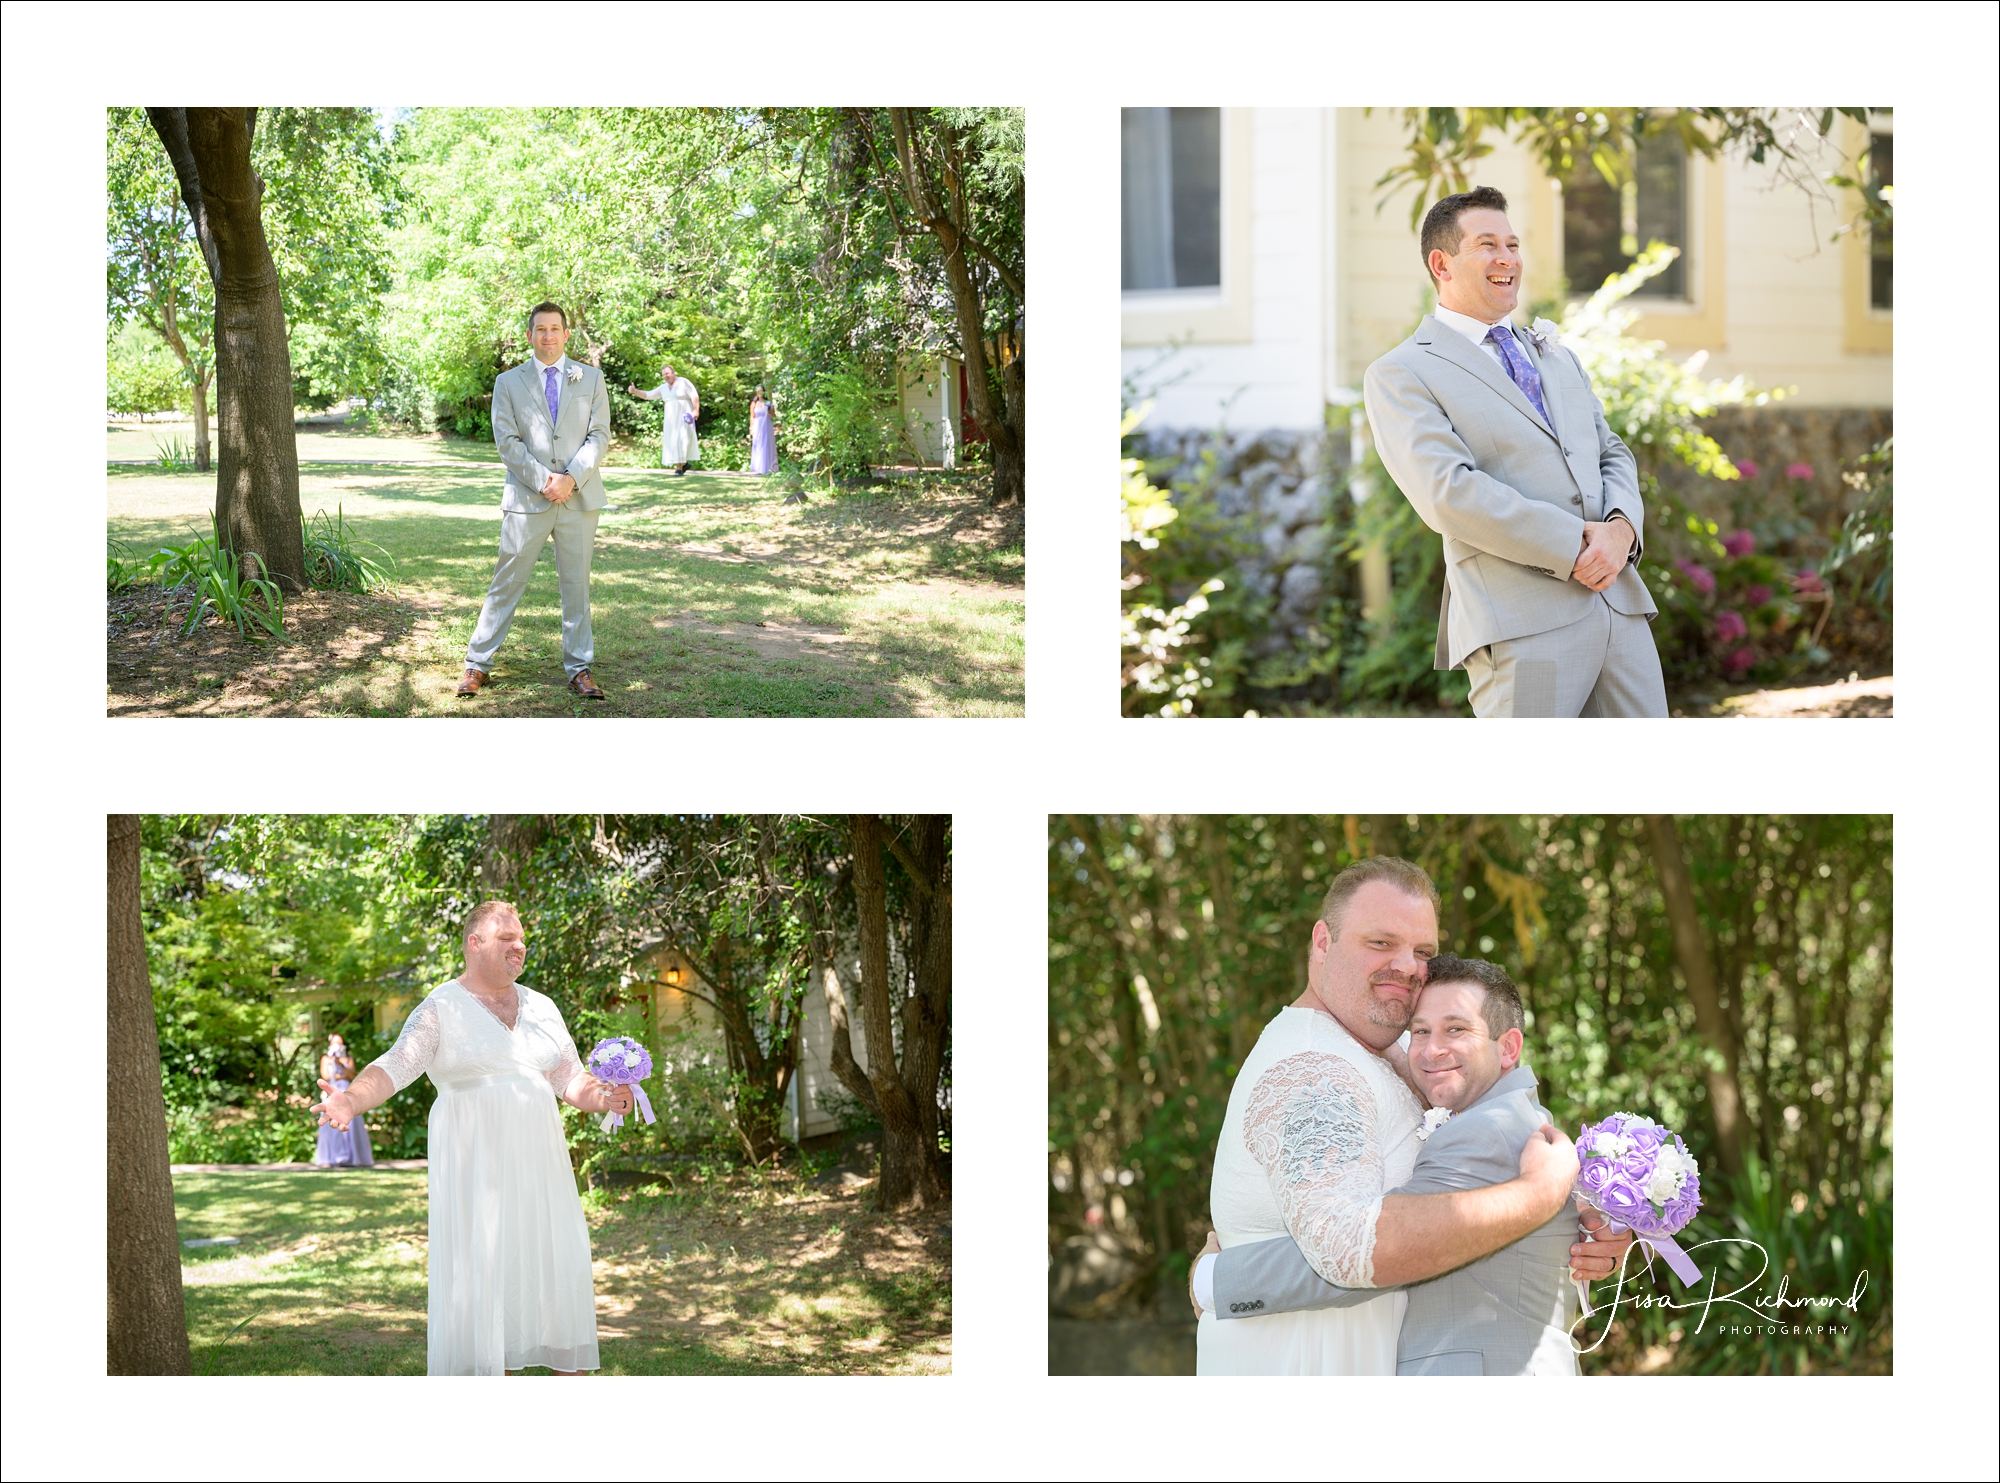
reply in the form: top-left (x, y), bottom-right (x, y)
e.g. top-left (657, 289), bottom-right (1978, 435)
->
top-left (143, 815), bottom-right (948, 1179)
top-left (1048, 814), bottom-right (1891, 1374)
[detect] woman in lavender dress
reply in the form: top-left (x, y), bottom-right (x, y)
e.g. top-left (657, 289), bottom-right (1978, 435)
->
top-left (312, 1035), bottom-right (375, 1168)
top-left (748, 386), bottom-right (779, 475)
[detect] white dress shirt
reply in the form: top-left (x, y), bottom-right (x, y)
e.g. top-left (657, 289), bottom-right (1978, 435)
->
top-left (1431, 301), bottom-right (1516, 370)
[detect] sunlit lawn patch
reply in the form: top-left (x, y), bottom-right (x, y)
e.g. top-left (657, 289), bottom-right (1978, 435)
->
top-left (109, 430), bottom-right (1023, 718)
top-left (174, 1164), bottom-right (951, 1376)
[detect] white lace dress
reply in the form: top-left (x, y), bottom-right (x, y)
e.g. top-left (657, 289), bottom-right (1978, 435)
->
top-left (1198, 1006), bottom-right (1425, 1374)
top-left (373, 979), bottom-right (599, 1375)
top-left (639, 377), bottom-right (700, 465)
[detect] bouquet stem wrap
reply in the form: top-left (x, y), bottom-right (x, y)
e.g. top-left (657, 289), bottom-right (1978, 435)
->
top-left (600, 1083), bottom-right (655, 1134)
top-left (1574, 1217), bottom-right (1703, 1317)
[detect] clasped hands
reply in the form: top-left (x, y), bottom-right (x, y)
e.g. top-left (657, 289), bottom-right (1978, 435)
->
top-left (1572, 516), bottom-right (1635, 591)
top-left (541, 471), bottom-right (577, 505)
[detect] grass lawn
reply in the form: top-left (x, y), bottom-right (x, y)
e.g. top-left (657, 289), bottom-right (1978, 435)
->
top-left (108, 420), bottom-right (1024, 717)
top-left (174, 1164), bottom-right (951, 1375)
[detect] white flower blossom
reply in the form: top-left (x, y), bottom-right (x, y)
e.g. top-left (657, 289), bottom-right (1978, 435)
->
top-left (1417, 1107), bottom-right (1453, 1142)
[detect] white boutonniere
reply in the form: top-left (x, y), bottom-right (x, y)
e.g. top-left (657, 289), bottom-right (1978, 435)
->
top-left (1527, 318), bottom-right (1563, 353)
top-left (1417, 1106), bottom-right (1453, 1142)
top-left (566, 363), bottom-right (584, 385)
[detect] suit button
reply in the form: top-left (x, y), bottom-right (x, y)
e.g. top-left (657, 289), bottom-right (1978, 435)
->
top-left (1571, 496), bottom-right (1583, 506)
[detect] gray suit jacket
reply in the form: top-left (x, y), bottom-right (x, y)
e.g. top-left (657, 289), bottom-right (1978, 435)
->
top-left (1363, 318), bottom-right (1656, 671)
top-left (493, 358), bottom-right (612, 513)
top-left (1212, 1065), bottom-right (1578, 1375)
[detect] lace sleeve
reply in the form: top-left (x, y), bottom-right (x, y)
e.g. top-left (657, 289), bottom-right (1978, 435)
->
top-left (1243, 1052), bottom-right (1386, 1288)
top-left (545, 1009), bottom-right (586, 1104)
top-left (371, 997), bottom-right (441, 1092)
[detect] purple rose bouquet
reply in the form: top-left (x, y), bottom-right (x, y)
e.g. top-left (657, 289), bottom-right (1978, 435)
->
top-left (586, 1036), bottom-right (659, 1133)
top-left (1573, 1111), bottom-right (1703, 1313)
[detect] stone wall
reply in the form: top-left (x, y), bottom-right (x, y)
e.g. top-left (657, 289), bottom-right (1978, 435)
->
top-left (1139, 426), bottom-right (1346, 655)
top-left (1657, 405), bottom-right (1893, 535)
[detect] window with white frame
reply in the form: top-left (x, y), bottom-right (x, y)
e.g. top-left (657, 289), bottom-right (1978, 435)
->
top-left (1121, 108), bottom-right (1221, 293)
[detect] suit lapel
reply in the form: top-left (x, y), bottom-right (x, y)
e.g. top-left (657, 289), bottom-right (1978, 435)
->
top-left (553, 358), bottom-right (573, 430)
top-left (1418, 317), bottom-right (1558, 442)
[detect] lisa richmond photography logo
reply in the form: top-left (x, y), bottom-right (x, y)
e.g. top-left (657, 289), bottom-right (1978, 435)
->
top-left (1572, 1237), bottom-right (1871, 1353)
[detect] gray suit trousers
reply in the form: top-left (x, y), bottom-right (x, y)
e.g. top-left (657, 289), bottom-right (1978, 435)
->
top-left (1463, 596), bottom-right (1666, 717)
top-left (465, 501), bottom-right (600, 678)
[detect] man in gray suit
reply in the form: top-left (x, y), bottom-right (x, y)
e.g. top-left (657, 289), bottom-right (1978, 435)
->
top-left (457, 301), bottom-right (613, 701)
top-left (1193, 956), bottom-right (1609, 1373)
top-left (1363, 186), bottom-right (1667, 717)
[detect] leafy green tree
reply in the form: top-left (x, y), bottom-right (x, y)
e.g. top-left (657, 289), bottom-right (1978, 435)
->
top-left (109, 107), bottom-right (217, 467)
top-left (1376, 107), bottom-right (1882, 236)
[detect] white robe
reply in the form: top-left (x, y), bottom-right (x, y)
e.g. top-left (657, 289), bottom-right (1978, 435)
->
top-left (1198, 1006), bottom-right (1424, 1375)
top-left (375, 979), bottom-right (599, 1375)
top-left (642, 378), bottom-right (700, 465)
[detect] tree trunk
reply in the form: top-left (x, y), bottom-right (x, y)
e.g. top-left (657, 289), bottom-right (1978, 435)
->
top-left (850, 814), bottom-right (946, 1210)
top-left (191, 369), bottom-right (212, 472)
top-left (147, 107), bottom-right (305, 591)
top-left (1644, 814), bottom-right (1746, 1177)
top-left (107, 815), bottom-right (194, 1375)
top-left (885, 110), bottom-right (1024, 507)
top-left (482, 814), bottom-right (547, 893)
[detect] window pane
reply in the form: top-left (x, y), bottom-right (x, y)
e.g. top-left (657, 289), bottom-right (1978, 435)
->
top-left (1564, 132), bottom-right (1686, 300)
top-left (1869, 131), bottom-right (1892, 311)
top-left (1168, 108), bottom-right (1221, 290)
top-left (1121, 107), bottom-right (1220, 292)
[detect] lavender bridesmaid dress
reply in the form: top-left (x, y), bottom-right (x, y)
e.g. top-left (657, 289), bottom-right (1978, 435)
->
top-left (314, 1069), bottom-right (376, 1167)
top-left (750, 402), bottom-right (778, 474)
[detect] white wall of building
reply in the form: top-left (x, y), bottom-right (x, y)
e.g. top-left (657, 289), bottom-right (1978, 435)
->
top-left (1125, 109), bottom-right (1891, 431)
top-left (1121, 108), bottom-right (1329, 432)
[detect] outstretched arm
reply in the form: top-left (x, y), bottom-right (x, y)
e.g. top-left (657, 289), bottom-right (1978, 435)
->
top-left (311, 1065), bottom-right (394, 1130)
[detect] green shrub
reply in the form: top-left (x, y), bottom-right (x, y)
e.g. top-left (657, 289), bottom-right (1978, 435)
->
top-left (148, 516), bottom-right (286, 641)
top-left (107, 320), bottom-right (192, 415)
top-left (302, 506), bottom-right (397, 593)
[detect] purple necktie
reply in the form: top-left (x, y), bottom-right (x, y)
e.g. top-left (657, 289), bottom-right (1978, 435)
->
top-left (544, 364), bottom-right (561, 425)
top-left (1485, 324), bottom-right (1550, 426)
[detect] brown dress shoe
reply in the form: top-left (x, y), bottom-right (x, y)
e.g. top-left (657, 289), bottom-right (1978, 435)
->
top-left (456, 667), bottom-right (489, 697)
top-left (568, 669), bottom-right (605, 700)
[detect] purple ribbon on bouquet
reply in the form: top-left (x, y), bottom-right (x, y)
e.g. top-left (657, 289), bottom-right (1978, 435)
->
top-left (1574, 1219), bottom-right (1704, 1318)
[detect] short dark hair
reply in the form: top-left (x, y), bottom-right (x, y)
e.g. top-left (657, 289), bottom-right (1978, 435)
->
top-left (1318, 856), bottom-right (1440, 936)
top-left (1421, 953), bottom-right (1524, 1039)
top-left (1419, 186), bottom-right (1510, 284)
top-left (527, 300), bottom-right (568, 330)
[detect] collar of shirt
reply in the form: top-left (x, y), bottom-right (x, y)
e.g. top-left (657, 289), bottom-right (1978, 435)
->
top-left (1432, 301), bottom-right (1516, 348)
top-left (532, 353), bottom-right (567, 381)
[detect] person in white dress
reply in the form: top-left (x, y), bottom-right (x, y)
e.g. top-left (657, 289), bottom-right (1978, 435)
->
top-left (309, 900), bottom-right (632, 1375)
top-left (1194, 857), bottom-right (1583, 1375)
top-left (627, 363), bottom-right (700, 474)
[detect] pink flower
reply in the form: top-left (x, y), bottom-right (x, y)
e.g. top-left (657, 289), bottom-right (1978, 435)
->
top-left (1733, 460), bottom-right (1761, 479)
top-left (1792, 569), bottom-right (1825, 595)
top-left (1722, 530), bottom-right (1756, 558)
top-left (1723, 646), bottom-right (1757, 678)
top-left (1714, 609), bottom-right (1748, 643)
top-left (1744, 584), bottom-right (1774, 608)
top-left (1675, 559), bottom-right (1716, 596)
top-left (1785, 462), bottom-right (1815, 481)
